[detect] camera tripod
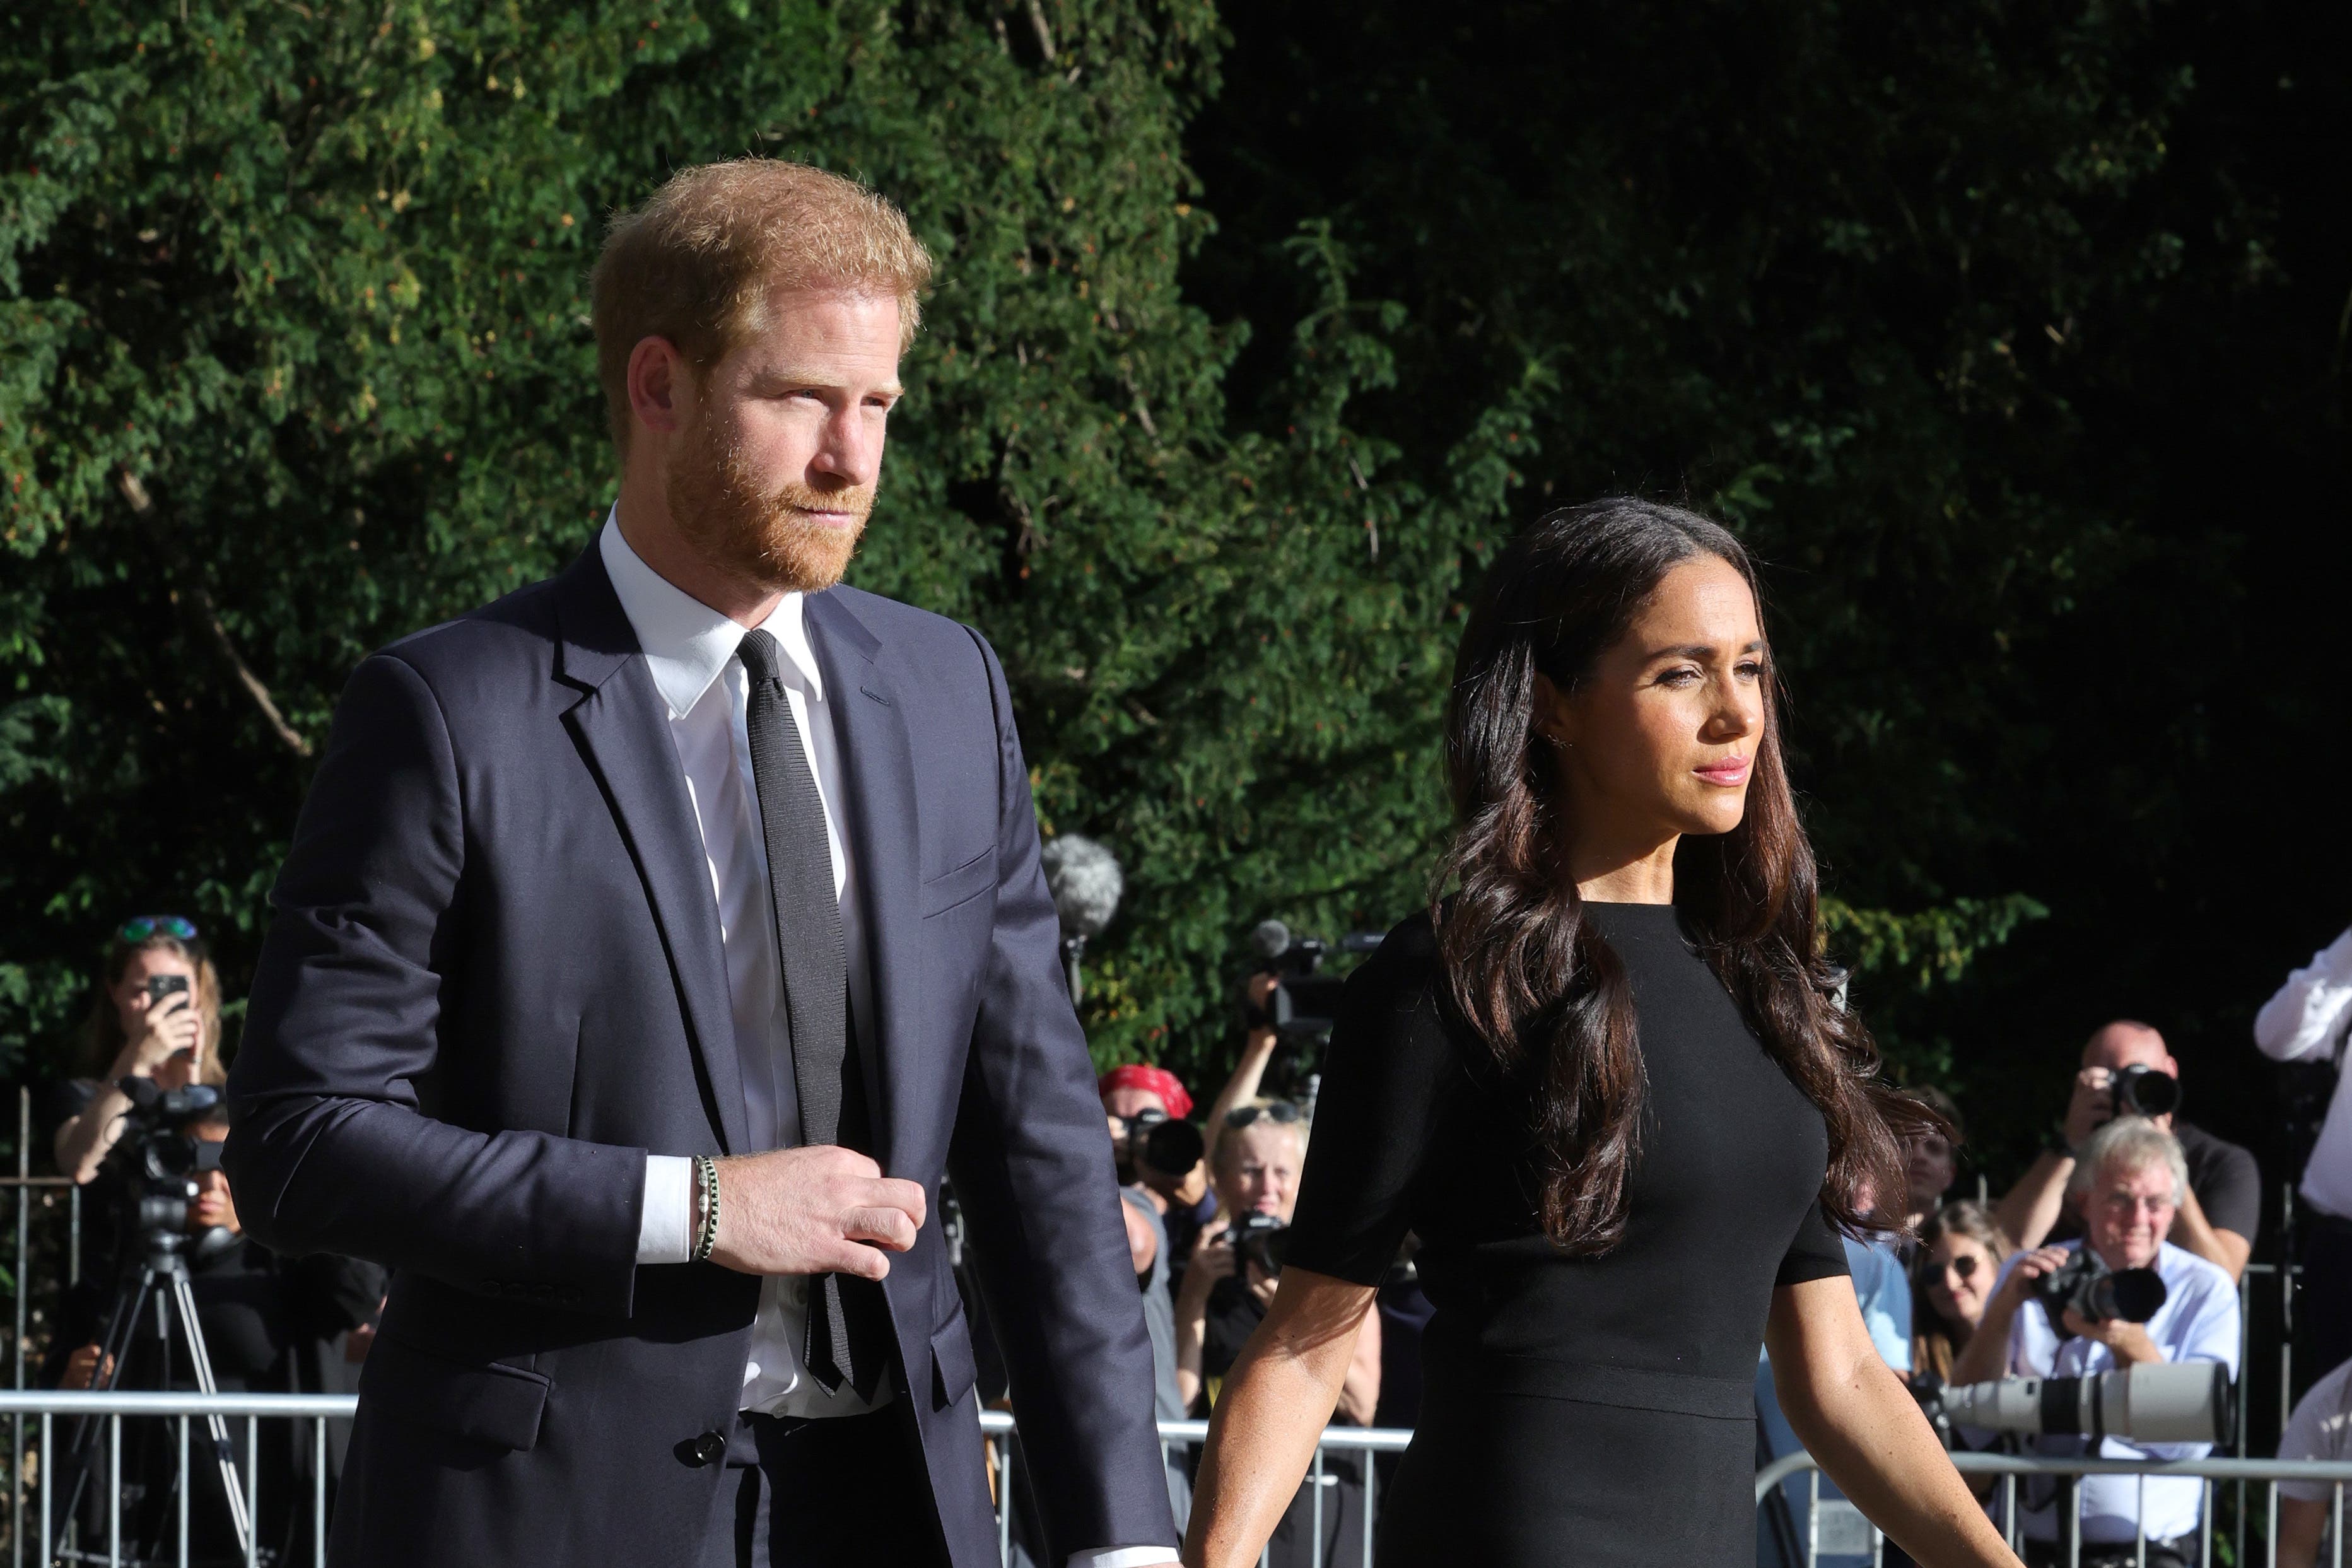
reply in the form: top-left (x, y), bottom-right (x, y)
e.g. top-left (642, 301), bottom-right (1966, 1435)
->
top-left (56, 1221), bottom-right (252, 1565)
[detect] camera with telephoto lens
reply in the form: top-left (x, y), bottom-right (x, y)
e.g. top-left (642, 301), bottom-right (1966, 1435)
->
top-left (2033, 1246), bottom-right (2167, 1331)
top-left (1228, 1211), bottom-right (1289, 1278)
top-left (2109, 1063), bottom-right (2180, 1119)
top-left (114, 1077), bottom-right (226, 1241)
top-left (1120, 1106), bottom-right (1206, 1178)
top-left (1927, 1361), bottom-right (2232, 1447)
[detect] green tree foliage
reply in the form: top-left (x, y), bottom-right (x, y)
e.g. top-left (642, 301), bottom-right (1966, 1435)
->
top-left (0, 0), bottom-right (1516, 1089)
top-left (4, 1), bottom-right (2342, 1174)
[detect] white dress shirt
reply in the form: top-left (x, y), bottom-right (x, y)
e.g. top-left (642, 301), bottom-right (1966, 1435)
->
top-left (604, 516), bottom-right (885, 1423)
top-left (1986, 1240), bottom-right (2241, 1544)
top-left (2255, 925), bottom-right (2352, 1220)
top-left (604, 517), bottom-right (1169, 1567)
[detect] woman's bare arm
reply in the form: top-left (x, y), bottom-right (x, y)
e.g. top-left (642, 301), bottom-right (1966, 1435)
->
top-left (1767, 1277), bottom-right (2021, 1568)
top-left (1183, 1266), bottom-right (1376, 1568)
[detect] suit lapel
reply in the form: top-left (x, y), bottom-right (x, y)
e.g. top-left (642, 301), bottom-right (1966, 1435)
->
top-left (804, 590), bottom-right (920, 1173)
top-left (553, 546), bottom-right (751, 1156)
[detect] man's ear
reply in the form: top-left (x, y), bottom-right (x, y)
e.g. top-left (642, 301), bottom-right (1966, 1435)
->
top-left (626, 336), bottom-right (693, 441)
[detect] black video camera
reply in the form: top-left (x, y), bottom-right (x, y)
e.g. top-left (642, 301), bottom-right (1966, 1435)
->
top-left (114, 1077), bottom-right (225, 1239)
top-left (2033, 1247), bottom-right (2167, 1333)
top-left (2109, 1064), bottom-right (2180, 1120)
top-left (1228, 1211), bottom-right (1289, 1278)
top-left (1248, 921), bottom-right (1383, 1039)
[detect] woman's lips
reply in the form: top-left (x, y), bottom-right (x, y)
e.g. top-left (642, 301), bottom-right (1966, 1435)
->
top-left (1695, 755), bottom-right (1752, 786)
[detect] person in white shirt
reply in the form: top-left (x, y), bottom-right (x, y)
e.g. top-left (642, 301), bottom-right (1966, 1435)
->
top-left (1953, 1118), bottom-right (2240, 1565)
top-left (2274, 1355), bottom-right (2352, 1568)
top-left (2255, 924), bottom-right (2352, 1379)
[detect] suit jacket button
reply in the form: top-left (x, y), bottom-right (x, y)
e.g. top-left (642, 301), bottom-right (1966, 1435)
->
top-left (689, 1431), bottom-right (728, 1467)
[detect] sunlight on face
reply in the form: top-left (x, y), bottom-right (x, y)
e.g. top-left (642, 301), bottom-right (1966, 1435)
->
top-left (1926, 1232), bottom-right (1997, 1329)
top-left (664, 290), bottom-right (904, 595)
top-left (2088, 1159), bottom-right (2177, 1273)
top-left (1217, 1123), bottom-right (1304, 1224)
top-left (1541, 554), bottom-right (1767, 848)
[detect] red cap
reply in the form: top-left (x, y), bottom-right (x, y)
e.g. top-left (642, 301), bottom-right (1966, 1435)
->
top-left (1096, 1063), bottom-right (1193, 1121)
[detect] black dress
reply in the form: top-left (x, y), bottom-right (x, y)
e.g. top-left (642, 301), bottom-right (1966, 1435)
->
top-left (1284, 903), bottom-right (1849, 1566)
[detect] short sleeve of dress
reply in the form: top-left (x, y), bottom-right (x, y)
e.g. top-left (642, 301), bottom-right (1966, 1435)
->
top-left (1773, 1198), bottom-right (1852, 1289)
top-left (1284, 920), bottom-right (1459, 1288)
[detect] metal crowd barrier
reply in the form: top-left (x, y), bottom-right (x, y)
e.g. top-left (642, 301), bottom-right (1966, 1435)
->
top-left (0, 1391), bottom-right (1410, 1568)
top-left (1758, 1449), bottom-right (2352, 1568)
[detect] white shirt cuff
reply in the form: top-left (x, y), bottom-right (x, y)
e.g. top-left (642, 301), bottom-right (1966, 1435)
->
top-left (638, 1154), bottom-right (694, 1265)
top-left (1067, 1550), bottom-right (1179, 1568)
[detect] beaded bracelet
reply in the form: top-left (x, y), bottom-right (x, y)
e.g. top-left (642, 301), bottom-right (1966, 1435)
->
top-left (691, 1154), bottom-right (720, 1264)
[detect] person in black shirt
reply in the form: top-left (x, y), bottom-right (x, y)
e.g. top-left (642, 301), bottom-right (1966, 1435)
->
top-left (1181, 501), bottom-right (2021, 1568)
top-left (54, 1110), bottom-right (383, 1564)
top-left (1992, 1021), bottom-right (2259, 1281)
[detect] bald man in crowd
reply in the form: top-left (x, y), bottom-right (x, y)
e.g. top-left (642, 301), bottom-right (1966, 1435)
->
top-left (1994, 1021), bottom-right (2260, 1280)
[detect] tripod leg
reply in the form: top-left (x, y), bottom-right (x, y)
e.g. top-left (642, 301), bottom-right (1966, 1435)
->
top-left (57, 1265), bottom-right (161, 1550)
top-left (167, 1266), bottom-right (253, 1560)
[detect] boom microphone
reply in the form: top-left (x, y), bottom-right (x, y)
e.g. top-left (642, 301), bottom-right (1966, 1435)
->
top-left (1251, 919), bottom-right (1292, 962)
top-left (1041, 834), bottom-right (1123, 941)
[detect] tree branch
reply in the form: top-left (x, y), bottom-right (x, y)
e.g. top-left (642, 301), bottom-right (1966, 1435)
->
top-left (119, 471), bottom-right (312, 759)
top-left (1024, 0), bottom-right (1056, 61)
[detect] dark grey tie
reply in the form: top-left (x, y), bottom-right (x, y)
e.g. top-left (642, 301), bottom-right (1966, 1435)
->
top-left (735, 628), bottom-right (879, 1398)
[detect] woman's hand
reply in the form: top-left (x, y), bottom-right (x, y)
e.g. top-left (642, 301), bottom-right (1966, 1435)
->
top-left (1179, 1216), bottom-right (1236, 1309)
top-left (118, 992), bottom-right (202, 1082)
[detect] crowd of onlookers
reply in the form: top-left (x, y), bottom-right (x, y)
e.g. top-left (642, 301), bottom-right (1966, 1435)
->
top-left (23, 911), bottom-right (2352, 1565)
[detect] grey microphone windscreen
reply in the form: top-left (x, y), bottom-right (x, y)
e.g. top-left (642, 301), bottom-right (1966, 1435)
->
top-left (1041, 834), bottom-right (1123, 940)
top-left (1251, 920), bottom-right (1292, 962)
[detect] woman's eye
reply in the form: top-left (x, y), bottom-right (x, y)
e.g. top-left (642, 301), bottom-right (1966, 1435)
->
top-left (1736, 660), bottom-right (1765, 680)
top-left (1658, 667), bottom-right (1700, 687)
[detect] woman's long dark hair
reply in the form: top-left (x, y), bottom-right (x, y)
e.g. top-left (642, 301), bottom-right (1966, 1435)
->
top-left (1434, 498), bottom-right (1934, 1254)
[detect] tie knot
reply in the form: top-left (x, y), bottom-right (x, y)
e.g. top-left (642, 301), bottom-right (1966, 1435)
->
top-left (736, 627), bottom-right (785, 687)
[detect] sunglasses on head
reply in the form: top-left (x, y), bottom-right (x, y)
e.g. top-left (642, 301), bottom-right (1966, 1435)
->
top-left (1224, 1101), bottom-right (1303, 1130)
top-left (118, 915), bottom-right (199, 944)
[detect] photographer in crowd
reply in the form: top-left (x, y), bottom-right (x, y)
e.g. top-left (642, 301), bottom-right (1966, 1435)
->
top-left (1176, 1101), bottom-right (1378, 1567)
top-left (50, 916), bottom-right (226, 1186)
top-left (1955, 1118), bottom-right (2240, 1566)
top-left (1993, 1021), bottom-right (2257, 1281)
top-left (2252, 923), bottom-right (2352, 1378)
top-left (1099, 1063), bottom-right (1204, 1529)
top-left (51, 1106), bottom-right (383, 1564)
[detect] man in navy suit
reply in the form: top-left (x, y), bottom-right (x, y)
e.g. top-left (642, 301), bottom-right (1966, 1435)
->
top-left (225, 160), bottom-right (1181, 1568)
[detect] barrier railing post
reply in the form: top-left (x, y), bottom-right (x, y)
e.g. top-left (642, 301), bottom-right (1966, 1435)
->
top-left (178, 1413), bottom-right (190, 1568)
top-left (245, 1414), bottom-right (259, 1568)
top-left (38, 1411), bottom-right (50, 1568)
top-left (2268, 1479), bottom-right (2279, 1568)
top-left (1362, 1449), bottom-right (1376, 1568)
top-left (315, 1413), bottom-right (329, 1565)
top-left (2136, 1472), bottom-right (2148, 1567)
top-left (108, 1410), bottom-right (121, 1568)
top-left (2201, 1477), bottom-right (2213, 1568)
top-left (15, 1085), bottom-right (28, 1568)
top-left (1309, 1445), bottom-right (1325, 1568)
top-left (995, 1436), bottom-right (1012, 1567)
top-left (1806, 1465), bottom-right (1820, 1568)
top-left (2334, 1479), bottom-right (2344, 1568)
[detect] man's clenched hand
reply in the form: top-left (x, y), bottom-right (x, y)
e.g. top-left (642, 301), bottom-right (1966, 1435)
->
top-left (710, 1147), bottom-right (927, 1279)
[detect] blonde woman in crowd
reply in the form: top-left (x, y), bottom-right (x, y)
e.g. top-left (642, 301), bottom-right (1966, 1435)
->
top-left (52, 915), bottom-right (226, 1185)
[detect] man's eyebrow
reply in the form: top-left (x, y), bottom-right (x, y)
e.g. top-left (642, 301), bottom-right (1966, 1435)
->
top-left (747, 368), bottom-right (905, 398)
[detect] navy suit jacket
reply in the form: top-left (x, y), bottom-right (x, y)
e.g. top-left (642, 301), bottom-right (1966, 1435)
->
top-left (225, 545), bottom-right (1174, 1567)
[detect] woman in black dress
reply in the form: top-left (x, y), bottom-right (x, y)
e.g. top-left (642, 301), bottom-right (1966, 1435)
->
top-left (1183, 501), bottom-right (2020, 1567)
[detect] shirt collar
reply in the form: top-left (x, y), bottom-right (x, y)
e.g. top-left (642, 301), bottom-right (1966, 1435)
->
top-left (599, 509), bottom-right (825, 718)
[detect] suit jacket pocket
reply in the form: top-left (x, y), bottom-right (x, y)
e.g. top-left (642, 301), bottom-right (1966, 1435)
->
top-left (361, 1330), bottom-right (552, 1452)
top-left (930, 1307), bottom-right (979, 1411)
top-left (920, 847), bottom-right (997, 919)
